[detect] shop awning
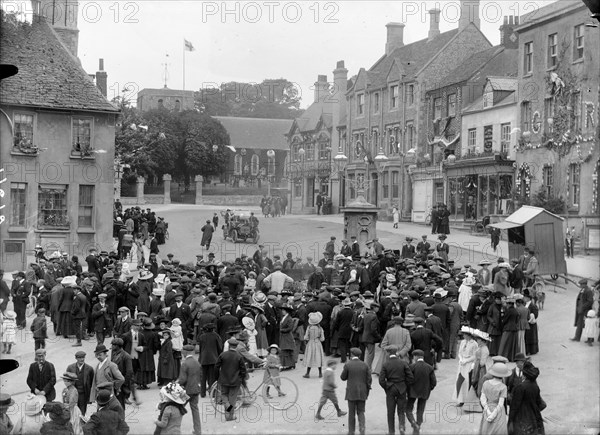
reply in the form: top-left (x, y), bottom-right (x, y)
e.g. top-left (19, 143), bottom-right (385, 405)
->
top-left (488, 221), bottom-right (522, 230)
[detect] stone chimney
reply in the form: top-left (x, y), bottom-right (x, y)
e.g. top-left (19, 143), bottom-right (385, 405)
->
top-left (314, 75), bottom-right (329, 103)
top-left (458, 0), bottom-right (481, 31)
top-left (34, 0), bottom-right (80, 58)
top-left (96, 59), bottom-right (108, 97)
top-left (385, 23), bottom-right (405, 55)
top-left (332, 60), bottom-right (348, 134)
top-left (428, 9), bottom-right (441, 40)
top-left (500, 16), bottom-right (520, 49)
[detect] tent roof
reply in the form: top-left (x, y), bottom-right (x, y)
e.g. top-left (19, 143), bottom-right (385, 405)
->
top-left (489, 205), bottom-right (564, 229)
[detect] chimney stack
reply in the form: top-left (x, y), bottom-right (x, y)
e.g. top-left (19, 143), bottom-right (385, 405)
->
top-left (499, 15), bottom-right (519, 49)
top-left (428, 9), bottom-right (441, 40)
top-left (314, 75), bottom-right (329, 103)
top-left (332, 61), bottom-right (348, 156)
top-left (96, 58), bottom-right (108, 97)
top-left (458, 0), bottom-right (481, 31)
top-left (385, 23), bottom-right (405, 55)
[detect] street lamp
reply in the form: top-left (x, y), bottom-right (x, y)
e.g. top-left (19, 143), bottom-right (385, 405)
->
top-left (267, 149), bottom-right (275, 196)
top-left (298, 148), bottom-right (306, 208)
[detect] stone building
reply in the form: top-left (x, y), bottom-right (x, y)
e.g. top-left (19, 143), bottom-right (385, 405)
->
top-left (339, 0), bottom-right (493, 220)
top-left (0, 3), bottom-right (119, 271)
top-left (136, 87), bottom-right (195, 112)
top-left (214, 116), bottom-right (291, 190)
top-left (514, 0), bottom-right (600, 251)
top-left (412, 16), bottom-right (520, 223)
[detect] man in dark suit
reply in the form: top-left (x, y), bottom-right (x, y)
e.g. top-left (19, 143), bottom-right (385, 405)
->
top-left (410, 317), bottom-right (443, 366)
top-left (83, 390), bottom-right (129, 435)
top-left (571, 278), bottom-right (594, 341)
top-left (379, 345), bottom-right (414, 435)
top-left (197, 323), bottom-right (223, 397)
top-left (361, 303), bottom-right (381, 370)
top-left (110, 338), bottom-right (134, 409)
top-left (71, 286), bottom-right (87, 346)
top-left (263, 296), bottom-right (280, 346)
top-left (350, 236), bottom-right (361, 261)
top-left (113, 306), bottom-right (132, 339)
top-left (178, 344), bottom-right (202, 435)
top-left (168, 293), bottom-right (192, 343)
top-left (340, 347), bottom-right (372, 435)
top-left (430, 291), bottom-right (451, 359)
top-left (217, 306), bottom-right (240, 343)
top-left (401, 237), bottom-right (416, 259)
top-left (26, 349), bottom-right (56, 402)
top-left (215, 338), bottom-right (247, 421)
top-left (424, 307), bottom-right (444, 364)
top-left (406, 349), bottom-right (437, 434)
top-left (67, 350), bottom-right (94, 414)
top-left (416, 235), bottom-right (431, 257)
top-left (332, 299), bottom-right (354, 362)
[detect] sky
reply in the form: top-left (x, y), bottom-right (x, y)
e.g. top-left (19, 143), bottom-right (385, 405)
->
top-left (8, 0), bottom-right (561, 108)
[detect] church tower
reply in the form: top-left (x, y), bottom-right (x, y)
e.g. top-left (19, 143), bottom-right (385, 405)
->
top-left (32, 0), bottom-right (79, 57)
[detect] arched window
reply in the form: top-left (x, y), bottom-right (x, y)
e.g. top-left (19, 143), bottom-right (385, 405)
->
top-left (174, 100), bottom-right (181, 111)
top-left (267, 158), bottom-right (275, 176)
top-left (251, 154), bottom-right (259, 175)
top-left (234, 154), bottom-right (242, 175)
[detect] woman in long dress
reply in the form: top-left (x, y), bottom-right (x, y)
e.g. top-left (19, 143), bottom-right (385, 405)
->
top-left (61, 373), bottom-right (82, 435)
top-left (242, 317), bottom-right (259, 358)
top-left (392, 206), bottom-right (400, 229)
top-left (458, 273), bottom-right (476, 313)
top-left (453, 327), bottom-right (478, 405)
top-left (479, 363), bottom-right (511, 435)
top-left (515, 297), bottom-right (530, 356)
top-left (303, 312), bottom-right (325, 378)
top-left (522, 289), bottom-right (539, 356)
top-left (473, 331), bottom-right (493, 397)
top-left (508, 361), bottom-right (546, 435)
top-left (157, 329), bottom-right (177, 386)
top-left (498, 297), bottom-right (520, 362)
top-left (252, 306), bottom-right (269, 358)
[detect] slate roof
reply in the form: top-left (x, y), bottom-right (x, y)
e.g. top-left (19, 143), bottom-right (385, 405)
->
top-left (487, 76), bottom-right (518, 91)
top-left (213, 116), bottom-right (293, 151)
top-left (433, 46), bottom-right (502, 89)
top-left (0, 15), bottom-right (119, 112)
top-left (291, 95), bottom-right (333, 133)
top-left (366, 28), bottom-right (460, 89)
top-left (462, 91), bottom-right (516, 113)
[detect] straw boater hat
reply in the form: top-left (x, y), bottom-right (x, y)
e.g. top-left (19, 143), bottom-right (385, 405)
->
top-left (61, 275), bottom-right (78, 287)
top-left (0, 393), bottom-right (15, 410)
top-left (460, 326), bottom-right (475, 336)
top-left (252, 292), bottom-right (267, 304)
top-left (308, 311), bottom-right (323, 325)
top-left (242, 317), bottom-right (255, 330)
top-left (61, 372), bottom-right (78, 382)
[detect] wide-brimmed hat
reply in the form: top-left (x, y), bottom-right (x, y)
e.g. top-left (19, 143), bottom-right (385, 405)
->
top-left (152, 288), bottom-right (165, 297)
top-left (308, 311), bottom-right (323, 325)
top-left (249, 303), bottom-right (264, 313)
top-left (386, 273), bottom-right (396, 283)
top-left (433, 288), bottom-right (448, 298)
top-left (143, 318), bottom-right (155, 330)
top-left (268, 344), bottom-right (280, 353)
top-left (24, 394), bottom-right (46, 416)
top-left (252, 292), bottom-right (267, 304)
top-left (280, 304), bottom-right (295, 313)
top-left (342, 298), bottom-right (353, 306)
top-left (0, 393), bottom-right (15, 409)
top-left (61, 372), bottom-right (78, 382)
top-left (488, 363), bottom-right (511, 378)
top-left (94, 344), bottom-right (109, 354)
top-left (460, 326), bottom-right (474, 336)
top-left (242, 317), bottom-right (255, 329)
top-left (403, 314), bottom-right (416, 327)
top-left (61, 275), bottom-right (78, 287)
top-left (522, 361), bottom-right (540, 380)
top-left (478, 259), bottom-right (492, 266)
top-left (4, 310), bottom-right (16, 319)
top-left (138, 270), bottom-right (154, 280)
top-left (438, 234), bottom-right (447, 240)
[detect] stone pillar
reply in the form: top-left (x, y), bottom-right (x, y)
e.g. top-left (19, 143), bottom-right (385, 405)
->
top-left (330, 171), bottom-right (340, 214)
top-left (195, 175), bottom-right (203, 205)
top-left (163, 174), bottom-right (172, 204)
top-left (136, 176), bottom-right (145, 205)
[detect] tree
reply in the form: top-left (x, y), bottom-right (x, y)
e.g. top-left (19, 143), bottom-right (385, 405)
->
top-left (530, 187), bottom-right (566, 215)
top-left (195, 78), bottom-right (304, 119)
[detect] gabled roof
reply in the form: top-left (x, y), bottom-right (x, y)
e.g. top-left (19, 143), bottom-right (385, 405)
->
top-left (214, 116), bottom-right (293, 151)
top-left (433, 46), bottom-right (501, 90)
top-left (489, 205), bottom-right (563, 229)
top-left (0, 15), bottom-right (119, 113)
top-left (487, 76), bottom-right (518, 92)
top-left (462, 91), bottom-right (516, 114)
top-left (290, 95), bottom-right (333, 134)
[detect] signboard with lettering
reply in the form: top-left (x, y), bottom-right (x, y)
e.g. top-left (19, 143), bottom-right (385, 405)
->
top-left (587, 228), bottom-right (600, 250)
top-left (484, 125), bottom-right (493, 152)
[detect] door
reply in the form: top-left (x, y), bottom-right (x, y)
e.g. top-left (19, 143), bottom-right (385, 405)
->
top-left (533, 223), bottom-right (555, 275)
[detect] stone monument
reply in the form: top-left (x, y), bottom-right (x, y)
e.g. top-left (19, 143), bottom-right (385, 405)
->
top-left (340, 183), bottom-right (380, 257)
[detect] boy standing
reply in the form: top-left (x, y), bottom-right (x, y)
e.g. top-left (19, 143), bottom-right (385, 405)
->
top-left (316, 360), bottom-right (347, 420)
top-left (30, 308), bottom-right (48, 350)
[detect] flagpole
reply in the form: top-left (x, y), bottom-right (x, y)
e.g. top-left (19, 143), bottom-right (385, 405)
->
top-left (183, 40), bottom-right (185, 91)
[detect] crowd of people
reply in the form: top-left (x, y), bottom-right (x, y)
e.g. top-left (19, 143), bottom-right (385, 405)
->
top-left (260, 195), bottom-right (287, 217)
top-left (113, 203), bottom-right (169, 262)
top-left (1, 222), bottom-right (599, 435)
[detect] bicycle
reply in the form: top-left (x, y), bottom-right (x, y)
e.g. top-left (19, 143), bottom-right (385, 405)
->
top-left (209, 367), bottom-right (299, 413)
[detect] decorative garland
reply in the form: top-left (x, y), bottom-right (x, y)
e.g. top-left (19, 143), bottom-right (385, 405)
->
top-left (516, 163), bottom-right (532, 198)
top-left (531, 111), bottom-right (541, 134)
top-left (517, 135), bottom-right (595, 153)
top-left (593, 159), bottom-right (600, 214)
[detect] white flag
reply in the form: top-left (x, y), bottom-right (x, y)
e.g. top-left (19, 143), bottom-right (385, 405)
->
top-left (184, 39), bottom-right (195, 51)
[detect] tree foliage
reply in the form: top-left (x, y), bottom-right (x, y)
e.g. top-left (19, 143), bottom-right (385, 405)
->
top-left (531, 187), bottom-right (566, 215)
top-left (195, 78), bottom-right (304, 119)
top-left (114, 101), bottom-right (229, 184)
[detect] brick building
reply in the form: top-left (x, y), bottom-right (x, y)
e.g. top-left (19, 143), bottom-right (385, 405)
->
top-left (514, 0), bottom-right (600, 251)
top-left (339, 0), bottom-right (492, 219)
top-left (0, 3), bottom-right (119, 271)
top-left (413, 16), bottom-right (520, 223)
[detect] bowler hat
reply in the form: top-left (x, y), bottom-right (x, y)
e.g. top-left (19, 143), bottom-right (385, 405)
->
top-left (514, 352), bottom-right (527, 362)
top-left (96, 390), bottom-right (112, 406)
top-left (94, 344), bottom-right (109, 354)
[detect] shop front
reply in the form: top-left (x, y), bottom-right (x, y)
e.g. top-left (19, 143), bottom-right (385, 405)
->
top-left (444, 154), bottom-right (515, 222)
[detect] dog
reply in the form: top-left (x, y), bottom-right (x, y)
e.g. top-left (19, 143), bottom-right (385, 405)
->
top-left (536, 291), bottom-right (545, 310)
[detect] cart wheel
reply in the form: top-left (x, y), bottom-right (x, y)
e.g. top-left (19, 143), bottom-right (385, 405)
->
top-left (550, 274), bottom-right (558, 281)
top-left (232, 230), bottom-right (239, 243)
